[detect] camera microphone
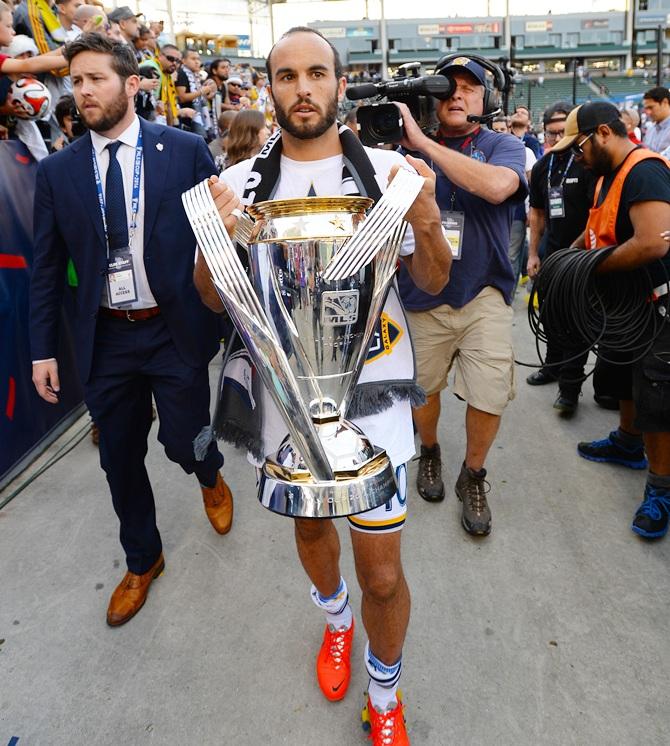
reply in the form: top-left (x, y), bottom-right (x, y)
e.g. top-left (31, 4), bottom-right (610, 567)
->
top-left (345, 83), bottom-right (380, 100)
top-left (346, 75), bottom-right (453, 102)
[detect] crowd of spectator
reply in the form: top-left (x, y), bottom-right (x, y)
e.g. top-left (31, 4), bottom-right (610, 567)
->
top-left (0, 0), bottom-right (275, 161)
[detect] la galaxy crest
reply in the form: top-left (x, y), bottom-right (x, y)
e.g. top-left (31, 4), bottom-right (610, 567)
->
top-left (365, 312), bottom-right (403, 363)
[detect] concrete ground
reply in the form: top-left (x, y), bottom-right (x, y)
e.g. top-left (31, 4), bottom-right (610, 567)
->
top-left (1, 294), bottom-right (669, 746)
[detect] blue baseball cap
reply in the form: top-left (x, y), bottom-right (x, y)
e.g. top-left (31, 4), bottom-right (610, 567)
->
top-left (434, 56), bottom-right (487, 87)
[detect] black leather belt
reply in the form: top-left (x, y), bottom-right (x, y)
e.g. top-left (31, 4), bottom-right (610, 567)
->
top-left (99, 306), bottom-right (161, 322)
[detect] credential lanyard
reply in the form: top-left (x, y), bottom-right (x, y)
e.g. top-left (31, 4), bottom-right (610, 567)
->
top-left (547, 152), bottom-right (574, 192)
top-left (91, 128), bottom-right (143, 257)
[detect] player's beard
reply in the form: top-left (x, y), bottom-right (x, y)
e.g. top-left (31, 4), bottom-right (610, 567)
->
top-left (274, 89), bottom-right (338, 140)
top-left (79, 82), bottom-right (130, 134)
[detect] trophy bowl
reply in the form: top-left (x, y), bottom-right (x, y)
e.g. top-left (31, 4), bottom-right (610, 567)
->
top-left (246, 197), bottom-right (398, 518)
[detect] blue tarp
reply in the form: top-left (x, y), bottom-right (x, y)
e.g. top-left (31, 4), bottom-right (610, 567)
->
top-left (0, 140), bottom-right (83, 486)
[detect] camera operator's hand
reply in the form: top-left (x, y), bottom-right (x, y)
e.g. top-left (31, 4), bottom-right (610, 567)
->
top-left (394, 101), bottom-right (432, 154)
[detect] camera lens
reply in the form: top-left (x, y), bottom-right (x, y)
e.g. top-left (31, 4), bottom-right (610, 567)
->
top-left (369, 108), bottom-right (401, 141)
top-left (356, 103), bottom-right (404, 146)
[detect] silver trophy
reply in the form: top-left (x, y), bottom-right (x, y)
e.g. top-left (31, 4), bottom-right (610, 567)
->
top-left (182, 168), bottom-right (423, 518)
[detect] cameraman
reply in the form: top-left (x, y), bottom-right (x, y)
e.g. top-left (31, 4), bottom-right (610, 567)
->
top-left (396, 57), bottom-right (527, 537)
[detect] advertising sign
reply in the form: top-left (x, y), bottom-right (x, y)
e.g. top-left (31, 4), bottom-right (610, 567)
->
top-left (525, 20), bottom-right (553, 32)
top-left (418, 21), bottom-right (500, 36)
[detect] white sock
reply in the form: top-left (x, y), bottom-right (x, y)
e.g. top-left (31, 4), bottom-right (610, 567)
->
top-left (365, 641), bottom-right (402, 712)
top-left (310, 577), bottom-right (353, 630)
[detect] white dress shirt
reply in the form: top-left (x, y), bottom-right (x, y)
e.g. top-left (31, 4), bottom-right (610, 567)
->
top-left (90, 116), bottom-right (157, 309)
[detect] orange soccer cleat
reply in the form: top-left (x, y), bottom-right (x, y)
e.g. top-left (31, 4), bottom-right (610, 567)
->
top-left (316, 620), bottom-right (354, 701)
top-left (361, 692), bottom-right (409, 745)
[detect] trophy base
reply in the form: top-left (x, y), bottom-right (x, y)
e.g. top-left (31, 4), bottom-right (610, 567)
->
top-left (257, 422), bottom-right (398, 518)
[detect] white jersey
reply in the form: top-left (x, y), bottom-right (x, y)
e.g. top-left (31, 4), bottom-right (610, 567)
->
top-left (221, 146), bottom-right (416, 468)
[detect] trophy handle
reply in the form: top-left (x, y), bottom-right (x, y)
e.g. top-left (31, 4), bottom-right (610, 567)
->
top-left (183, 181), bottom-right (334, 482)
top-left (213, 280), bottom-right (335, 482)
top-left (322, 169), bottom-right (423, 282)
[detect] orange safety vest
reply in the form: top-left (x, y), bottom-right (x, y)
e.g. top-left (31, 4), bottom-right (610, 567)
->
top-left (585, 148), bottom-right (669, 250)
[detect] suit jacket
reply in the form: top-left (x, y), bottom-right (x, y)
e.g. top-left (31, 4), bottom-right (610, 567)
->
top-left (29, 118), bottom-right (220, 384)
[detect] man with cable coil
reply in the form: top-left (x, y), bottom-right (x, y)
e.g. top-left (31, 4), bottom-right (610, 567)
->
top-left (549, 102), bottom-right (670, 539)
top-left (526, 102), bottom-right (598, 417)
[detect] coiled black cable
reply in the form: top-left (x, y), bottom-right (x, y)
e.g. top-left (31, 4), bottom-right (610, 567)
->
top-left (527, 246), bottom-right (670, 368)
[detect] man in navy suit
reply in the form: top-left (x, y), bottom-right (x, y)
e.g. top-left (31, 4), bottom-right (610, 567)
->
top-left (29, 33), bottom-right (232, 627)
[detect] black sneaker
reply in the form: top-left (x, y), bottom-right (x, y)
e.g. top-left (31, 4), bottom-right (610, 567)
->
top-left (553, 393), bottom-right (578, 418)
top-left (577, 431), bottom-right (648, 470)
top-left (632, 484), bottom-right (670, 539)
top-left (526, 370), bottom-right (557, 386)
top-left (416, 444), bottom-right (445, 502)
top-left (455, 463), bottom-right (491, 536)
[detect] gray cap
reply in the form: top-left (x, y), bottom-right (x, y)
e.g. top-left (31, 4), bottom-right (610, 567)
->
top-left (108, 6), bottom-right (141, 22)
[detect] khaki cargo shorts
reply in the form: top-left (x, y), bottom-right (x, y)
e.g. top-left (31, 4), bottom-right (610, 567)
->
top-left (406, 286), bottom-right (515, 416)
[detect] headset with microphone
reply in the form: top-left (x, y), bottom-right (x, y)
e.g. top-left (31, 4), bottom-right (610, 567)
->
top-left (432, 54), bottom-right (506, 124)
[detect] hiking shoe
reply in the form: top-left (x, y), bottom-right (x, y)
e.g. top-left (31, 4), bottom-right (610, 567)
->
top-left (577, 431), bottom-right (648, 470)
top-left (526, 369), bottom-right (556, 386)
top-left (362, 692), bottom-right (409, 745)
top-left (631, 484), bottom-right (670, 539)
top-left (316, 621), bottom-right (354, 701)
top-left (416, 444), bottom-right (444, 502)
top-left (455, 463), bottom-right (492, 536)
top-left (553, 393), bottom-right (578, 417)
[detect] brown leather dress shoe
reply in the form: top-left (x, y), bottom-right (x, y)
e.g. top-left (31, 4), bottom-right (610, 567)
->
top-left (106, 553), bottom-right (165, 627)
top-left (201, 473), bottom-right (234, 535)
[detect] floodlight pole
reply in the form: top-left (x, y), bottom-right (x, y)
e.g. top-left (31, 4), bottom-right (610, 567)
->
top-left (504, 0), bottom-right (511, 60)
top-left (379, 0), bottom-right (389, 78)
top-left (269, 0), bottom-right (275, 45)
top-left (165, 0), bottom-right (175, 42)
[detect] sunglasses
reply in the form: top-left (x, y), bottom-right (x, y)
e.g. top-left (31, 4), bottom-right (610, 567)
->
top-left (544, 129), bottom-right (565, 140)
top-left (571, 131), bottom-right (594, 156)
top-left (164, 54), bottom-right (181, 64)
